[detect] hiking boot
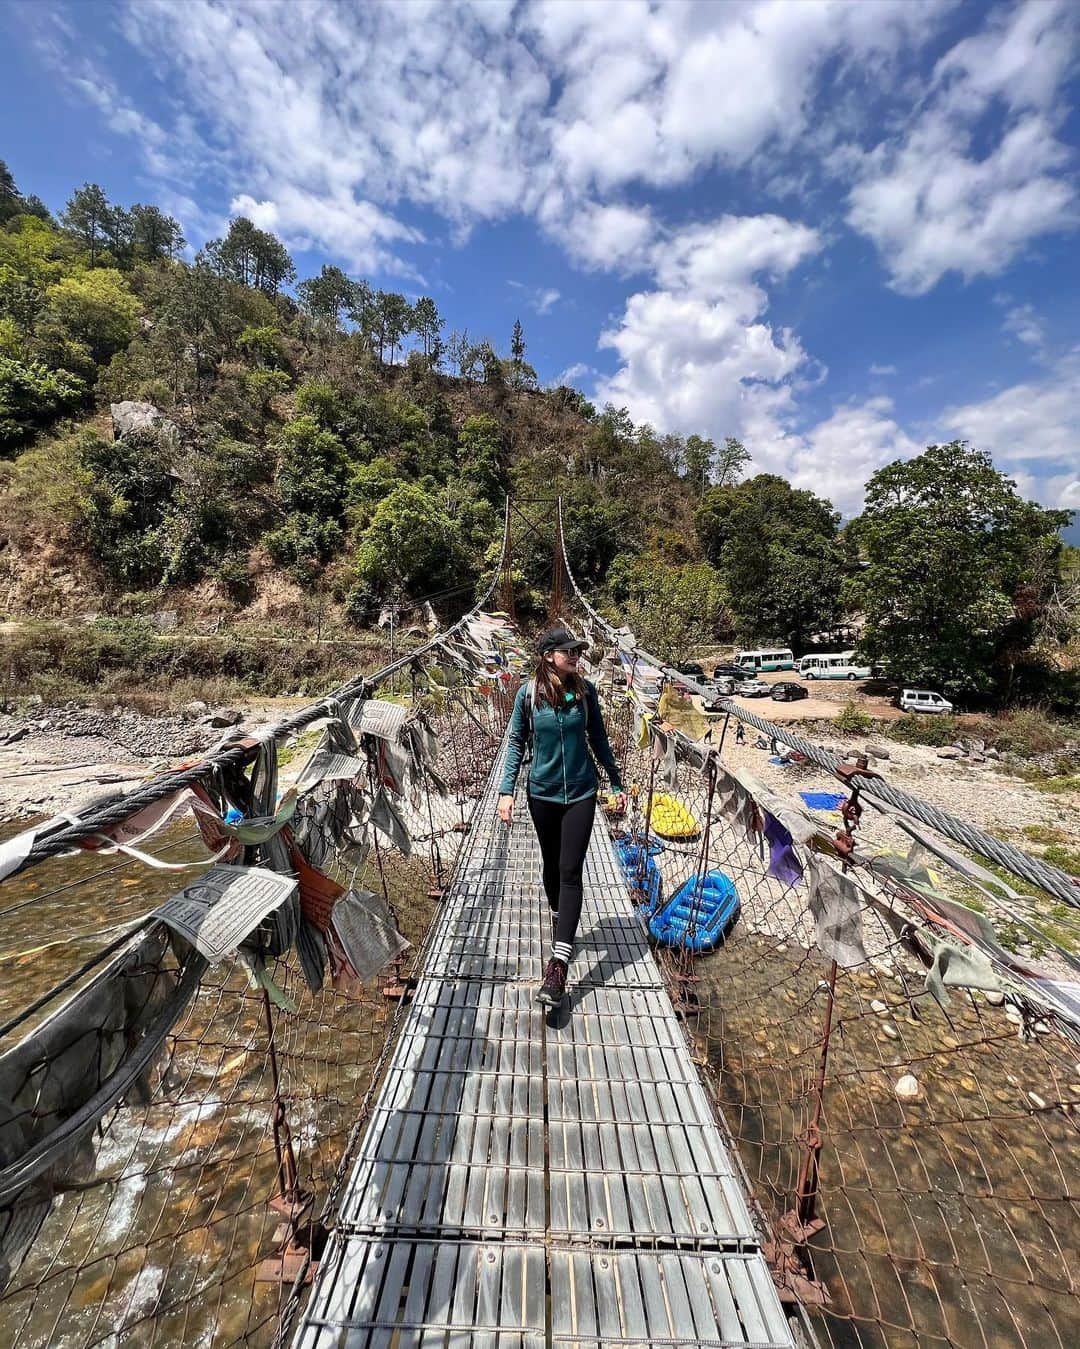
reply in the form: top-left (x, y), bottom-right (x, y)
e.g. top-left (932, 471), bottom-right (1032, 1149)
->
top-left (537, 958), bottom-right (567, 1007)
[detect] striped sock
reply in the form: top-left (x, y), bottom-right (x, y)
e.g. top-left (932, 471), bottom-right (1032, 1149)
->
top-left (552, 941), bottom-right (572, 965)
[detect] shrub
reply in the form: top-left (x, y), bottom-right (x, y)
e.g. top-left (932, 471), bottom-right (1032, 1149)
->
top-left (0, 355), bottom-right (85, 453)
top-left (835, 701), bottom-right (873, 734)
top-left (885, 713), bottom-right (962, 747)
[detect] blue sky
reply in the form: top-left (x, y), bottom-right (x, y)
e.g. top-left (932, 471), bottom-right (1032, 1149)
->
top-left (2, 0), bottom-right (1078, 530)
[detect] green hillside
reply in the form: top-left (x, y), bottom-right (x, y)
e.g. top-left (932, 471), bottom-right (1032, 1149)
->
top-left (0, 163), bottom-right (1076, 709)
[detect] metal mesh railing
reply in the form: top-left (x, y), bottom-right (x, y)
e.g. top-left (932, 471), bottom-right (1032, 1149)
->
top-left (563, 588), bottom-right (1080, 1348)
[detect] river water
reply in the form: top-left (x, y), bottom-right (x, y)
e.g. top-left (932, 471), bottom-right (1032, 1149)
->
top-left (0, 822), bottom-right (436, 1348)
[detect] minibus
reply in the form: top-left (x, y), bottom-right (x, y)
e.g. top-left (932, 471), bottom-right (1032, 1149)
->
top-left (735, 647), bottom-right (795, 672)
top-left (797, 651), bottom-right (872, 681)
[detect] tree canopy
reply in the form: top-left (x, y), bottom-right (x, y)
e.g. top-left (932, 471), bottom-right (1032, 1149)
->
top-left (696, 474), bottom-right (844, 648)
top-left (848, 442), bottom-right (1070, 698)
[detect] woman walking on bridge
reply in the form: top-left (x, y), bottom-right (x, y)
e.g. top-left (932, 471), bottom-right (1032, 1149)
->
top-left (497, 626), bottom-right (626, 1007)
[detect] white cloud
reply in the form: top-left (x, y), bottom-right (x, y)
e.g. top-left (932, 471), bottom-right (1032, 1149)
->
top-left (550, 361), bottom-right (596, 388)
top-left (844, 0), bottom-right (1079, 293)
top-left (778, 398), bottom-right (921, 513)
top-left (999, 303), bottom-right (1045, 350)
top-left (552, 199), bottom-right (657, 272)
top-left (509, 281), bottom-right (562, 315)
top-left (535, 288), bottom-right (560, 315)
top-left (527, 0), bottom-right (947, 192)
top-left (596, 212), bottom-right (826, 483)
top-left (870, 363), bottom-right (897, 375)
top-left (230, 188), bottom-right (423, 278)
top-left (33, 0), bottom-right (950, 281)
top-left (940, 352), bottom-right (1080, 500)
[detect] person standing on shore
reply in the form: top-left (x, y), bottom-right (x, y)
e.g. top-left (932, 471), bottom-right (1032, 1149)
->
top-left (497, 627), bottom-right (626, 1006)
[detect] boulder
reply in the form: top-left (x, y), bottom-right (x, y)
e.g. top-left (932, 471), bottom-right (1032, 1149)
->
top-left (206, 708), bottom-right (242, 728)
top-left (182, 700), bottom-right (210, 721)
top-left (936, 746), bottom-right (963, 759)
top-left (110, 401), bottom-right (180, 451)
top-left (865, 742), bottom-right (891, 760)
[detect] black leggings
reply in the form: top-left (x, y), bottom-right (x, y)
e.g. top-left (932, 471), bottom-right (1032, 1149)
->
top-left (527, 793), bottom-right (597, 947)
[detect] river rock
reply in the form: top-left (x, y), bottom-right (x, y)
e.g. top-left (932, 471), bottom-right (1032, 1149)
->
top-left (895, 1074), bottom-right (921, 1099)
top-left (207, 708), bottom-right (242, 728)
top-left (983, 989), bottom-right (1005, 1007)
top-left (937, 746), bottom-right (963, 759)
top-left (183, 700), bottom-right (210, 720)
top-left (865, 742), bottom-right (891, 760)
top-left (870, 999), bottom-right (888, 1014)
top-left (882, 1023), bottom-right (899, 1040)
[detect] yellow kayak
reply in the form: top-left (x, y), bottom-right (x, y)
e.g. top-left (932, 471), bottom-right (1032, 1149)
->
top-left (649, 794), bottom-right (701, 840)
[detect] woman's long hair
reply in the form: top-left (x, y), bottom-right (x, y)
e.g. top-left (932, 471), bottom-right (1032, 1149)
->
top-left (533, 655), bottom-right (586, 707)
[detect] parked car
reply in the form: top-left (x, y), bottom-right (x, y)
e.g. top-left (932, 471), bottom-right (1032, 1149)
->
top-left (734, 678), bottom-right (770, 698)
top-left (771, 682), bottom-right (808, 702)
top-left (676, 661), bottom-right (707, 681)
top-left (713, 663), bottom-right (746, 681)
top-left (899, 688), bottom-right (954, 714)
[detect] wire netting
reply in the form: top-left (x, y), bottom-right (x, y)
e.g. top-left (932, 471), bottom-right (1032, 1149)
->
top-left (0, 643), bottom-right (515, 1348)
top-left (585, 629), bottom-right (1080, 1349)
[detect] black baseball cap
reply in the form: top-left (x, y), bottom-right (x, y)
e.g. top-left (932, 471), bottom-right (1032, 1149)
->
top-left (537, 626), bottom-right (588, 654)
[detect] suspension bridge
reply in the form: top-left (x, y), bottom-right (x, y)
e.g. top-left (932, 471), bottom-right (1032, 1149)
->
top-left (0, 499), bottom-right (1077, 1348)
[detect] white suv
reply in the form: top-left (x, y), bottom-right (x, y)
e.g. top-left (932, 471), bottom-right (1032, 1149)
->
top-left (899, 688), bottom-right (953, 714)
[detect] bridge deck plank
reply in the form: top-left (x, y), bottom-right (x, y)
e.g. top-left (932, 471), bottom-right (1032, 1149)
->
top-left (295, 736), bottom-right (795, 1348)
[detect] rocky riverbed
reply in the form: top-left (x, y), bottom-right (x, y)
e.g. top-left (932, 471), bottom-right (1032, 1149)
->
top-left (0, 698), bottom-right (297, 821)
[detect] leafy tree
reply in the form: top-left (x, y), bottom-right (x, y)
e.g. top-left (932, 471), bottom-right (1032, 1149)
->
top-left (0, 263), bottom-right (45, 335)
top-left (446, 328), bottom-right (479, 383)
top-left (236, 323), bottom-right (285, 368)
top-left (0, 160), bottom-right (21, 224)
top-left (352, 481), bottom-right (464, 596)
top-left (346, 456), bottom-right (405, 530)
top-left (78, 430), bottom-right (175, 584)
top-left (848, 442), bottom-right (1071, 698)
top-left (374, 291), bottom-right (412, 364)
top-left (297, 265), bottom-right (357, 328)
top-left (474, 338), bottom-right (503, 388)
top-left (61, 183), bottom-right (112, 266)
top-left (683, 434), bottom-right (714, 497)
top-left (714, 436), bottom-right (750, 487)
top-left (129, 204), bottom-right (185, 260)
top-left (696, 474), bottom-right (844, 647)
top-left (104, 205), bottom-right (133, 264)
top-left (0, 356), bottom-right (85, 453)
top-left (607, 555), bottom-right (728, 660)
top-left (42, 269), bottom-right (140, 365)
top-left (205, 217), bottom-right (295, 294)
top-left (457, 413), bottom-right (505, 499)
top-left (153, 261), bottom-right (237, 399)
top-left (412, 295), bottom-right (442, 362)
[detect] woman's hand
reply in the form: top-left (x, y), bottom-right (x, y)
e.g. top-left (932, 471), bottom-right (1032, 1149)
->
top-left (497, 794), bottom-right (514, 825)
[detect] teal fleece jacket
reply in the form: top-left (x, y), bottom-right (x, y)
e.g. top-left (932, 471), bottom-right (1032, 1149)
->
top-left (498, 679), bottom-right (623, 802)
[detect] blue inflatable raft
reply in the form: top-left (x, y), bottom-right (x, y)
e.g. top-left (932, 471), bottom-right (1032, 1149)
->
top-left (615, 835), bottom-right (664, 915)
top-left (648, 869), bottom-right (740, 952)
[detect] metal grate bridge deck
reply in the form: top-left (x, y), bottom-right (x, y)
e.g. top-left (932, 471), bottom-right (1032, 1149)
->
top-left (296, 738), bottom-right (797, 1348)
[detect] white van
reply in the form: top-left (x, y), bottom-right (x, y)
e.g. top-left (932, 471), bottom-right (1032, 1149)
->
top-left (798, 651), bottom-right (873, 681)
top-left (899, 689), bottom-right (953, 714)
top-left (736, 647), bottom-right (795, 672)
